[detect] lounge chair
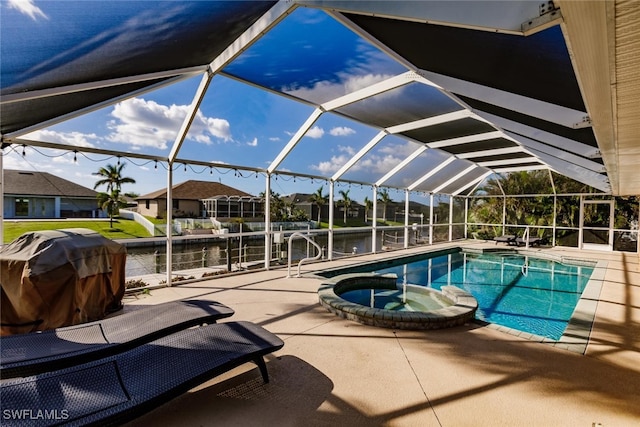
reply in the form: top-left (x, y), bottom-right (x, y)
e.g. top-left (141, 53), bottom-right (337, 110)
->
top-left (515, 236), bottom-right (544, 247)
top-left (493, 235), bottom-right (516, 245)
top-left (1, 299), bottom-right (234, 378)
top-left (0, 321), bottom-right (284, 426)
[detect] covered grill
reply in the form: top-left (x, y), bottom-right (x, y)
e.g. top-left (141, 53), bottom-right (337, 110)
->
top-left (0, 228), bottom-right (126, 335)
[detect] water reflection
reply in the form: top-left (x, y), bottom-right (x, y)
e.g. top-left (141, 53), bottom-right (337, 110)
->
top-left (125, 231), bottom-right (378, 277)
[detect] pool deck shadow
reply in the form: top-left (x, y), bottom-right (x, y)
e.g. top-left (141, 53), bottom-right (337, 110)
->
top-left (123, 241), bottom-right (640, 426)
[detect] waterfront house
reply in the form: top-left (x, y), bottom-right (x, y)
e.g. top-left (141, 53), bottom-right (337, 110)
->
top-left (2, 169), bottom-right (100, 219)
top-left (136, 180), bottom-right (255, 219)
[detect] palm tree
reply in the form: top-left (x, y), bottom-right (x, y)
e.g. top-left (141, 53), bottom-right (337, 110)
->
top-left (93, 163), bottom-right (136, 194)
top-left (363, 196), bottom-right (373, 223)
top-left (309, 186), bottom-right (328, 224)
top-left (472, 170), bottom-right (573, 238)
top-left (259, 190), bottom-right (284, 221)
top-left (339, 189), bottom-right (352, 225)
top-left (97, 189), bottom-right (127, 228)
top-left (377, 188), bottom-right (393, 222)
top-left (93, 163), bottom-right (136, 227)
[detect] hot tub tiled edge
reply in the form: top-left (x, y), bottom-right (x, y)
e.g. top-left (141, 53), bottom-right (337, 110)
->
top-left (318, 273), bottom-right (478, 330)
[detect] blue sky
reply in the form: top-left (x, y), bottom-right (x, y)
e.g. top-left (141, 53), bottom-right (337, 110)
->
top-left (1, 0), bottom-right (438, 206)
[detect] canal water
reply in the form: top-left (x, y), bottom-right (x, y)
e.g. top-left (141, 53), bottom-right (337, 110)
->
top-left (124, 231), bottom-right (384, 277)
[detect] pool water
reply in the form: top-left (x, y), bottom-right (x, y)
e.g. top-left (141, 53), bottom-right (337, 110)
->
top-left (339, 287), bottom-right (453, 312)
top-left (371, 251), bottom-right (595, 340)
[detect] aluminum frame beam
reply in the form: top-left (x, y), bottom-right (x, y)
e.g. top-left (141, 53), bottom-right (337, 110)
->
top-left (1, 66), bottom-right (206, 105)
top-left (169, 1), bottom-right (295, 163)
top-left (426, 131), bottom-right (504, 149)
top-left (452, 170), bottom-right (493, 196)
top-left (456, 146), bottom-right (526, 159)
top-left (431, 164), bottom-right (478, 194)
top-left (408, 156), bottom-right (456, 191)
top-left (419, 69), bottom-right (591, 129)
top-left (3, 76), bottom-right (191, 141)
top-left (491, 164), bottom-right (548, 173)
top-left (504, 131), bottom-right (606, 173)
top-left (478, 157), bottom-right (541, 168)
top-left (375, 145), bottom-right (427, 186)
top-left (168, 72), bottom-right (213, 163)
top-left (386, 110), bottom-right (472, 134)
top-left (268, 107), bottom-right (324, 173)
top-left (305, 0), bottom-right (544, 35)
top-left (332, 130), bottom-right (387, 181)
top-left (208, 1), bottom-right (296, 73)
top-left (527, 148), bottom-right (610, 192)
top-left (475, 111), bottom-right (600, 158)
top-left (321, 71), bottom-right (418, 111)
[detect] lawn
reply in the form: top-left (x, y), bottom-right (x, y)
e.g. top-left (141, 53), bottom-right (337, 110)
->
top-left (2, 218), bottom-right (153, 244)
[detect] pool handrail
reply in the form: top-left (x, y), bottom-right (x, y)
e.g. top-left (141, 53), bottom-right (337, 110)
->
top-left (287, 231), bottom-right (322, 278)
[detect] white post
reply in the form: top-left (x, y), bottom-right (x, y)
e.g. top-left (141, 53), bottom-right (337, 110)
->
top-left (608, 199), bottom-right (615, 248)
top-left (372, 186), bottom-right (378, 253)
top-left (449, 195), bottom-right (454, 241)
top-left (552, 194), bottom-right (557, 246)
top-left (328, 181), bottom-right (334, 260)
top-left (404, 190), bottom-right (410, 248)
top-left (502, 195), bottom-right (507, 236)
top-left (429, 193), bottom-right (434, 244)
top-left (166, 166), bottom-right (173, 286)
top-left (464, 197), bottom-right (469, 239)
top-left (264, 174), bottom-right (271, 270)
top-left (578, 195), bottom-right (584, 250)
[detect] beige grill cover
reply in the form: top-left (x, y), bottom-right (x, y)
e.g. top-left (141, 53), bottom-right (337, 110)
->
top-left (0, 228), bottom-right (126, 335)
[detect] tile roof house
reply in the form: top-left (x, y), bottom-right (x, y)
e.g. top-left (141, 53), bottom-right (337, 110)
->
top-left (2, 169), bottom-right (100, 219)
top-left (136, 180), bottom-right (255, 219)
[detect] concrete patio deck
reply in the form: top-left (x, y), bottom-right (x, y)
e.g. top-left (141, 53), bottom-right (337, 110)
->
top-left (123, 241), bottom-right (640, 427)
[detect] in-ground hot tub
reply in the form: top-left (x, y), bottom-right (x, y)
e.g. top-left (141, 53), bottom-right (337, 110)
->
top-left (318, 273), bottom-right (477, 330)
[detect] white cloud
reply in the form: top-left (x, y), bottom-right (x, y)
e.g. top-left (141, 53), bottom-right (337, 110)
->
top-left (310, 154), bottom-right (350, 174)
top-left (106, 98), bottom-right (231, 149)
top-left (344, 73), bottom-right (391, 93)
top-left (330, 126), bottom-right (356, 137)
top-left (3, 148), bottom-right (69, 174)
top-left (194, 113), bottom-right (232, 144)
top-left (356, 154), bottom-right (402, 174)
top-left (73, 171), bottom-right (97, 181)
top-left (269, 137), bottom-right (281, 142)
top-left (378, 141), bottom-right (421, 157)
top-left (23, 129), bottom-right (98, 148)
top-left (8, 0), bottom-right (47, 20)
top-left (52, 155), bottom-right (76, 164)
top-left (2, 152), bottom-right (35, 171)
top-left (247, 137), bottom-right (258, 147)
top-left (338, 145), bottom-right (356, 156)
top-left (308, 145), bottom-right (359, 174)
top-left (311, 143), bottom-right (404, 175)
top-left (284, 73), bottom-right (393, 103)
top-left (305, 126), bottom-right (324, 139)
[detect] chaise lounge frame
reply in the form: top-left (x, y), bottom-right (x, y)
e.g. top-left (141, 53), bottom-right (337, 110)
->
top-left (1, 321), bottom-right (284, 426)
top-left (1, 299), bottom-right (234, 378)
top-left (493, 235), bottom-right (516, 245)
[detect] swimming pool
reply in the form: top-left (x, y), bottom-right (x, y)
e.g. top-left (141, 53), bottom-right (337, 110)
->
top-left (320, 249), bottom-right (596, 340)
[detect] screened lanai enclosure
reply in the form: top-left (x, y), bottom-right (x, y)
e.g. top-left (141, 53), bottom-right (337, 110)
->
top-left (1, 1), bottom-right (639, 283)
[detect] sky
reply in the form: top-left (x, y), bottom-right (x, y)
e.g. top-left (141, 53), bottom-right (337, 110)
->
top-left (0, 0), bottom-right (469, 207)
